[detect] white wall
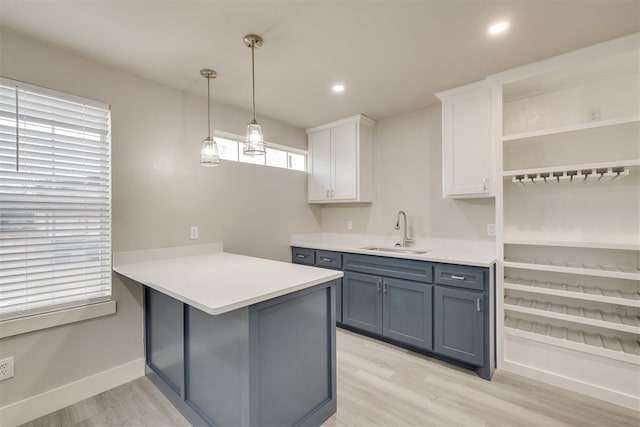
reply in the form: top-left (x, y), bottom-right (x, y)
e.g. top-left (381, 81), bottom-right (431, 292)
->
top-left (321, 107), bottom-right (495, 240)
top-left (0, 29), bottom-right (321, 408)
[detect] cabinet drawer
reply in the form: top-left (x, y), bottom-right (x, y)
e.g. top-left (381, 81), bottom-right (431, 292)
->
top-left (316, 251), bottom-right (342, 269)
top-left (291, 247), bottom-right (315, 265)
top-left (343, 254), bottom-right (433, 283)
top-left (434, 264), bottom-right (486, 291)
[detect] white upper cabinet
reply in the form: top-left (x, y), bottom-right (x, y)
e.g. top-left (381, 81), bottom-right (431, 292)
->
top-left (306, 115), bottom-right (375, 203)
top-left (437, 80), bottom-right (494, 198)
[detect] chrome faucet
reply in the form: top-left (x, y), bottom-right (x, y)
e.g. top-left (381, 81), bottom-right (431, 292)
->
top-left (394, 210), bottom-right (414, 247)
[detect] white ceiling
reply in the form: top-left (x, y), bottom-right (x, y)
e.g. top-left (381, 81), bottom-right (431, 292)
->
top-left (1, 1), bottom-right (639, 129)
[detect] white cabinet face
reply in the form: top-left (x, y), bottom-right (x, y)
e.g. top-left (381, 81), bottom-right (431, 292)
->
top-left (331, 122), bottom-right (358, 200)
top-left (308, 129), bottom-right (332, 201)
top-left (306, 115), bottom-right (373, 204)
top-left (441, 83), bottom-right (493, 198)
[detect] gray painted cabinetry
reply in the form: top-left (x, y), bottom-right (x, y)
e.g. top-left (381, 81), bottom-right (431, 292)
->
top-left (144, 281), bottom-right (337, 427)
top-left (292, 247), bottom-right (344, 324)
top-left (291, 247), bottom-right (494, 380)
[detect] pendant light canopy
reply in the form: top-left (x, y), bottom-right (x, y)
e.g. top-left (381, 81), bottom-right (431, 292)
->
top-left (200, 68), bottom-right (220, 167)
top-left (243, 34), bottom-right (266, 156)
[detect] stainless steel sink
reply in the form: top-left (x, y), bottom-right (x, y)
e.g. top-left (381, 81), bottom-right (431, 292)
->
top-left (361, 246), bottom-right (429, 255)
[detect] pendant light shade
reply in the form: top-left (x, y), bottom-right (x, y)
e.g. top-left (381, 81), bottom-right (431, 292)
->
top-left (200, 68), bottom-right (220, 167)
top-left (243, 34), bottom-right (266, 156)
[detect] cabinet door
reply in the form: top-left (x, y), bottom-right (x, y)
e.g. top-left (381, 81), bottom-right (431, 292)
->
top-left (331, 122), bottom-right (357, 200)
top-left (383, 278), bottom-right (433, 350)
top-left (342, 271), bottom-right (383, 334)
top-left (442, 81), bottom-right (492, 198)
top-left (434, 286), bottom-right (484, 366)
top-left (308, 129), bottom-right (332, 201)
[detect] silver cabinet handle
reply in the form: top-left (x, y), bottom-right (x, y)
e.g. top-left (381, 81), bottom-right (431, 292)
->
top-left (377, 280), bottom-right (382, 292)
top-left (476, 298), bottom-right (481, 312)
top-left (451, 275), bottom-right (465, 280)
top-left (326, 189), bottom-right (330, 199)
top-left (383, 282), bottom-right (388, 293)
top-left (321, 257), bottom-right (333, 262)
top-left (296, 254), bottom-right (306, 259)
top-left (331, 189), bottom-right (334, 198)
top-left (483, 178), bottom-right (488, 192)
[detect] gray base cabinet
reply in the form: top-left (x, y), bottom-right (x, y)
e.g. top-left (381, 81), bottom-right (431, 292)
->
top-left (343, 272), bottom-right (383, 334)
top-left (343, 272), bottom-right (433, 350)
top-left (291, 247), bottom-right (494, 380)
top-left (383, 278), bottom-right (433, 350)
top-left (434, 286), bottom-right (484, 366)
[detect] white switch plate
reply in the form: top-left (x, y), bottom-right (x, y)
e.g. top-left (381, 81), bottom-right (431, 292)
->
top-left (190, 226), bottom-right (199, 240)
top-left (487, 224), bottom-right (496, 236)
top-left (0, 356), bottom-right (14, 381)
top-left (347, 220), bottom-right (353, 230)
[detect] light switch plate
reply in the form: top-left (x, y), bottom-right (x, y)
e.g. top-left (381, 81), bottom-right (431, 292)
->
top-left (487, 224), bottom-right (496, 236)
top-left (190, 226), bottom-right (199, 240)
top-left (347, 220), bottom-right (353, 230)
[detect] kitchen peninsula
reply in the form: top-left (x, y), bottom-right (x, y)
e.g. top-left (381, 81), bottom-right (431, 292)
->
top-left (113, 243), bottom-right (342, 427)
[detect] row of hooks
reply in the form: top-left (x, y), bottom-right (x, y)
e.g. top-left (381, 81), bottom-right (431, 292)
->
top-left (512, 167), bottom-right (630, 185)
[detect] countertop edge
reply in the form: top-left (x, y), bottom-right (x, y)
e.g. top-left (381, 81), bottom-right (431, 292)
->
top-left (114, 259), bottom-right (344, 316)
top-left (290, 243), bottom-right (496, 267)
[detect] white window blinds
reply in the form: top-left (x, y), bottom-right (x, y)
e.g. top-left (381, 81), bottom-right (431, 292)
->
top-left (0, 77), bottom-right (112, 320)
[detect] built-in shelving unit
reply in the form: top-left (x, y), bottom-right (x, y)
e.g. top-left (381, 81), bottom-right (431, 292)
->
top-left (504, 259), bottom-right (640, 281)
top-left (502, 115), bottom-right (640, 142)
top-left (504, 295), bottom-right (640, 334)
top-left (504, 316), bottom-right (640, 365)
top-left (491, 33), bottom-right (640, 410)
top-left (503, 239), bottom-right (640, 251)
top-left (504, 277), bottom-right (640, 308)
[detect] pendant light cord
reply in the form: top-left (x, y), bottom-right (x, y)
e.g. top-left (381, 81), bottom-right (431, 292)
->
top-left (251, 42), bottom-right (256, 121)
top-left (207, 76), bottom-right (211, 137)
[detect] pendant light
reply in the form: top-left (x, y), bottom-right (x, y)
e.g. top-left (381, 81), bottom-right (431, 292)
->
top-left (243, 34), bottom-right (266, 156)
top-left (200, 68), bottom-right (220, 166)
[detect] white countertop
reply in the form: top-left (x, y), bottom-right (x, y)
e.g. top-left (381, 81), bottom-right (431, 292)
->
top-left (113, 243), bottom-right (343, 315)
top-left (291, 233), bottom-right (496, 267)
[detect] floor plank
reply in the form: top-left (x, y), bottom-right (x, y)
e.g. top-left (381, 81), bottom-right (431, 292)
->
top-left (22, 328), bottom-right (639, 426)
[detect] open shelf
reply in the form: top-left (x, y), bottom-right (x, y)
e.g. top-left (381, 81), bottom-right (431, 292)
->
top-left (503, 239), bottom-right (640, 251)
top-left (504, 259), bottom-right (640, 281)
top-left (504, 295), bottom-right (640, 334)
top-left (502, 159), bottom-right (640, 178)
top-left (502, 115), bottom-right (640, 142)
top-left (504, 316), bottom-right (640, 365)
top-left (504, 277), bottom-right (640, 308)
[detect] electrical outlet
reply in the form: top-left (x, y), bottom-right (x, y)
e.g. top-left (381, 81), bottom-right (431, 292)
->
top-left (190, 226), bottom-right (199, 240)
top-left (347, 220), bottom-right (353, 231)
top-left (0, 356), bottom-right (14, 381)
top-left (614, 305), bottom-right (626, 316)
top-left (587, 107), bottom-right (601, 122)
top-left (487, 224), bottom-right (496, 236)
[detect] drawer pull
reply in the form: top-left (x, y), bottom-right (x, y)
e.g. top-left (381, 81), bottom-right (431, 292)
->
top-left (476, 298), bottom-right (481, 312)
top-left (383, 282), bottom-right (388, 293)
top-left (451, 275), bottom-right (466, 280)
top-left (377, 280), bottom-right (382, 292)
top-left (321, 257), bottom-right (333, 262)
top-left (296, 254), bottom-right (307, 259)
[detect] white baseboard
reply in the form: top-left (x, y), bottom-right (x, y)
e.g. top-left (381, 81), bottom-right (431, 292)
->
top-left (0, 357), bottom-right (145, 427)
top-left (501, 360), bottom-right (640, 412)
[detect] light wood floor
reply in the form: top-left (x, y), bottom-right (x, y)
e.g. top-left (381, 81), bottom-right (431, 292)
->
top-left (24, 328), bottom-right (639, 426)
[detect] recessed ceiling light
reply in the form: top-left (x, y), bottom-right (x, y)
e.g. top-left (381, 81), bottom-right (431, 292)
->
top-left (332, 84), bottom-right (345, 93)
top-left (488, 21), bottom-right (510, 35)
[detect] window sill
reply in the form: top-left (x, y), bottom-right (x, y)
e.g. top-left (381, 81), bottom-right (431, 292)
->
top-left (0, 300), bottom-right (116, 339)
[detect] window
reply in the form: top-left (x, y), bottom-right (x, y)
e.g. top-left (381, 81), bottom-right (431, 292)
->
top-left (213, 134), bottom-right (306, 171)
top-left (0, 78), bottom-right (112, 320)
